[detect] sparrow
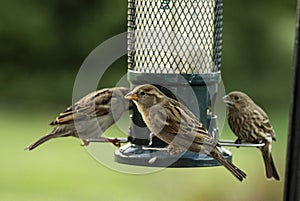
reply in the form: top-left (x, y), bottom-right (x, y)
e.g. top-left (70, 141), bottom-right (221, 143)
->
top-left (223, 91), bottom-right (280, 180)
top-left (26, 87), bottom-right (130, 150)
top-left (125, 84), bottom-right (247, 182)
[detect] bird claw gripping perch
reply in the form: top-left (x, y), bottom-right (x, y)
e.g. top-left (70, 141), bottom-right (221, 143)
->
top-left (80, 139), bottom-right (90, 147)
top-left (86, 137), bottom-right (129, 147)
top-left (107, 138), bottom-right (122, 148)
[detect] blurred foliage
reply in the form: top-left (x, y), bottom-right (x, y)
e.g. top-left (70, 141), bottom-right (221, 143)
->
top-left (0, 0), bottom-right (127, 108)
top-left (222, 1), bottom-right (296, 111)
top-left (0, 0), bottom-right (297, 110)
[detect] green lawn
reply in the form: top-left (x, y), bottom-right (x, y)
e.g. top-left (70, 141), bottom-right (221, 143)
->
top-left (1, 107), bottom-right (288, 201)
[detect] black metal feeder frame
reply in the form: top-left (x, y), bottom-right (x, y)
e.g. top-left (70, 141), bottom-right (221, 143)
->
top-left (116, 0), bottom-right (228, 167)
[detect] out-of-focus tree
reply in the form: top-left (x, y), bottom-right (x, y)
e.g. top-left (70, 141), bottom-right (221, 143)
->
top-left (0, 0), bottom-right (296, 109)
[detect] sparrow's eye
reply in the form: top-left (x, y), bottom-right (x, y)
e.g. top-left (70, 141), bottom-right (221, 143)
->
top-left (234, 96), bottom-right (239, 101)
top-left (139, 91), bottom-right (146, 96)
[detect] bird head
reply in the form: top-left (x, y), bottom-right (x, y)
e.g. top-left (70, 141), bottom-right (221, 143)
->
top-left (222, 91), bottom-right (253, 110)
top-left (124, 84), bottom-right (166, 108)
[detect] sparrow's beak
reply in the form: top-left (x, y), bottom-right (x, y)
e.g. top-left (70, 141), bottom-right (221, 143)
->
top-left (222, 95), bottom-right (232, 105)
top-left (125, 91), bottom-right (138, 101)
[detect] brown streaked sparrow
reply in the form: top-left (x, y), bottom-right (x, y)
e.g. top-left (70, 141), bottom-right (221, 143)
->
top-left (223, 91), bottom-right (280, 180)
top-left (26, 87), bottom-right (130, 150)
top-left (125, 84), bottom-right (247, 182)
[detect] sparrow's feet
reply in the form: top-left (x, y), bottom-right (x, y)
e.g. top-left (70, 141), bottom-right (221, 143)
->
top-left (80, 139), bottom-right (90, 146)
top-left (107, 138), bottom-right (121, 148)
top-left (235, 138), bottom-right (242, 148)
top-left (167, 144), bottom-right (183, 156)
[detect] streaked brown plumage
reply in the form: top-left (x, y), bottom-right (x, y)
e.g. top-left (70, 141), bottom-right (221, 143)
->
top-left (223, 91), bottom-right (280, 181)
top-left (26, 87), bottom-right (130, 150)
top-left (125, 84), bottom-right (247, 182)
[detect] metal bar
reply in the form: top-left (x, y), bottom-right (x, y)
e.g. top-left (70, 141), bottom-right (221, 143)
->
top-left (142, 147), bottom-right (168, 151)
top-left (218, 140), bottom-right (265, 147)
top-left (86, 137), bottom-right (129, 143)
top-left (141, 142), bottom-right (266, 150)
top-left (284, 0), bottom-right (300, 200)
top-left (87, 137), bottom-right (265, 148)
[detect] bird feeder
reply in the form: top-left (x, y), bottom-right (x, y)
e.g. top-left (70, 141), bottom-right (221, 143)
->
top-left (114, 0), bottom-right (232, 167)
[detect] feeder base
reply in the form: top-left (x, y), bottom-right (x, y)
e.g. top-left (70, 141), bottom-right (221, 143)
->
top-left (114, 144), bottom-right (232, 167)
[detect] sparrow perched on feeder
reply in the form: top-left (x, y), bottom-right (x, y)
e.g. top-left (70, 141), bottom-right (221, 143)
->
top-left (26, 87), bottom-right (130, 151)
top-left (223, 91), bottom-right (280, 181)
top-left (125, 84), bottom-right (247, 182)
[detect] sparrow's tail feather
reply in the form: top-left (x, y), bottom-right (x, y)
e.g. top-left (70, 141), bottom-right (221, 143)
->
top-left (25, 134), bottom-right (56, 151)
top-left (25, 129), bottom-right (71, 151)
top-left (261, 146), bottom-right (280, 181)
top-left (210, 148), bottom-right (247, 182)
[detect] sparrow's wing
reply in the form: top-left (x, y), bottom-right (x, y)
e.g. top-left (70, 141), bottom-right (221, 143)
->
top-left (253, 108), bottom-right (276, 141)
top-left (50, 89), bottom-right (112, 125)
top-left (149, 99), bottom-right (211, 146)
top-left (168, 98), bottom-right (210, 140)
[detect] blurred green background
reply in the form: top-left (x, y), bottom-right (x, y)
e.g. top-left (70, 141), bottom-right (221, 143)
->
top-left (0, 0), bottom-right (296, 200)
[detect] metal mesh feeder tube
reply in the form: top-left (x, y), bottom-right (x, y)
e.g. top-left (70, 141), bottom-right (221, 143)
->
top-left (115, 0), bottom-right (231, 167)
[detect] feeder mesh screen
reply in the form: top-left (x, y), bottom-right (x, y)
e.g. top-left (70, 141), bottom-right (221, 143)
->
top-left (128, 0), bottom-right (223, 74)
